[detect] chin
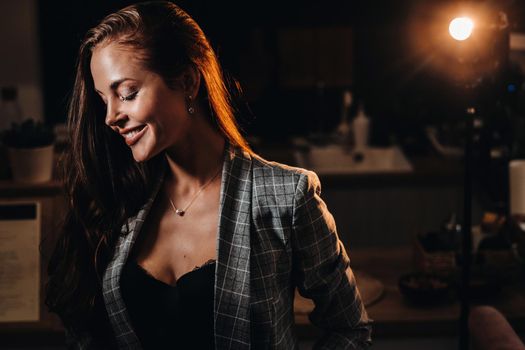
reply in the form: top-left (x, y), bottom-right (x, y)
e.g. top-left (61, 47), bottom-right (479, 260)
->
top-left (130, 149), bottom-right (151, 163)
top-left (130, 146), bottom-right (162, 163)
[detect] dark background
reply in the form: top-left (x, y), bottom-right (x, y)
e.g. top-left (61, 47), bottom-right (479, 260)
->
top-left (38, 0), bottom-right (525, 150)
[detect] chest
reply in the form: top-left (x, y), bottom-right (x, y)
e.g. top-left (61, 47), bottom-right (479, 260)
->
top-left (131, 185), bottom-right (220, 285)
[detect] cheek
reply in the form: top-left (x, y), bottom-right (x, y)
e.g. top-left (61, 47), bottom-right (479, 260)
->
top-left (158, 114), bottom-right (183, 140)
top-left (158, 98), bottom-right (187, 127)
top-left (130, 101), bottom-right (156, 122)
top-left (134, 91), bottom-right (188, 135)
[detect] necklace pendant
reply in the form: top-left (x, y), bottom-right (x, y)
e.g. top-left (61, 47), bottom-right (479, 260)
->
top-left (175, 209), bottom-right (185, 216)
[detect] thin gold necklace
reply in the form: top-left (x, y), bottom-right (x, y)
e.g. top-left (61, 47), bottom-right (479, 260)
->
top-left (168, 166), bottom-right (222, 217)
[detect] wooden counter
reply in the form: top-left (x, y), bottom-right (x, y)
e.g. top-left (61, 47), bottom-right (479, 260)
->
top-left (295, 246), bottom-right (525, 339)
top-left (0, 179), bottom-right (62, 197)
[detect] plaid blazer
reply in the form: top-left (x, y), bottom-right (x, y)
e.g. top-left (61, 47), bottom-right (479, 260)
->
top-left (68, 144), bottom-right (372, 349)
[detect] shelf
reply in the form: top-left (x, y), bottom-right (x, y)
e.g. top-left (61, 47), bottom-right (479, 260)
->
top-left (0, 180), bottom-right (62, 197)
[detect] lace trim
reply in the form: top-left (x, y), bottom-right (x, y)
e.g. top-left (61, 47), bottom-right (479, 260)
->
top-left (192, 258), bottom-right (216, 272)
top-left (133, 258), bottom-right (216, 287)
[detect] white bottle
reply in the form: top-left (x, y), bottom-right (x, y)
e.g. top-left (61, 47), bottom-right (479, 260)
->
top-left (353, 104), bottom-right (370, 152)
top-left (335, 90), bottom-right (353, 145)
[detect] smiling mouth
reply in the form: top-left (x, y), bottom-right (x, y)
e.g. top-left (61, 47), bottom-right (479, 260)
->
top-left (123, 125), bottom-right (147, 146)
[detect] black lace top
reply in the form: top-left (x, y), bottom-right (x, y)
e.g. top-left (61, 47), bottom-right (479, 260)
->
top-left (120, 259), bottom-right (216, 349)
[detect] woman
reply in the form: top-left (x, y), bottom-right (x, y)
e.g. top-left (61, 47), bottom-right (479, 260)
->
top-left (45, 2), bottom-right (372, 349)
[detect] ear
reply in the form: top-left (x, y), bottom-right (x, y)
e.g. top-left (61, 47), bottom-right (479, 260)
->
top-left (182, 65), bottom-right (201, 99)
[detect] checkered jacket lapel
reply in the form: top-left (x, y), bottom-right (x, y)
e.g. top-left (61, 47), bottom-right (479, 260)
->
top-left (214, 145), bottom-right (252, 349)
top-left (102, 165), bottom-right (165, 349)
top-left (102, 145), bottom-right (254, 349)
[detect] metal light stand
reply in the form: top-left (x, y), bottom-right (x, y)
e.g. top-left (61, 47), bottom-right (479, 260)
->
top-left (459, 104), bottom-right (476, 350)
top-left (446, 7), bottom-right (508, 349)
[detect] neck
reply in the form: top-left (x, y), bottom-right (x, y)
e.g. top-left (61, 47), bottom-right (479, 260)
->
top-left (164, 116), bottom-right (226, 191)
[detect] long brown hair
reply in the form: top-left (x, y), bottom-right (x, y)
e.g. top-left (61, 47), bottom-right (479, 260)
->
top-left (46, 1), bottom-right (250, 336)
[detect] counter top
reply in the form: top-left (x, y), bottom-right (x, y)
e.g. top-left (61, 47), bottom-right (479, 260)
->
top-left (0, 179), bottom-right (62, 197)
top-left (295, 246), bottom-right (525, 338)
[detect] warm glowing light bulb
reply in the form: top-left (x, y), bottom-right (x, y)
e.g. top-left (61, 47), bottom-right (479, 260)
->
top-left (449, 17), bottom-right (474, 41)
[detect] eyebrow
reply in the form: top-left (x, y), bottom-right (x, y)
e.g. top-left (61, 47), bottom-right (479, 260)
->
top-left (95, 78), bottom-right (134, 94)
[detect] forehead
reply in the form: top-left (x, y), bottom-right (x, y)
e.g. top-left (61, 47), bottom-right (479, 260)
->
top-left (90, 43), bottom-right (146, 88)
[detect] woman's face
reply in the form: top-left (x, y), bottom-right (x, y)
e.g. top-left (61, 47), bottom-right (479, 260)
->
top-left (90, 43), bottom-right (190, 162)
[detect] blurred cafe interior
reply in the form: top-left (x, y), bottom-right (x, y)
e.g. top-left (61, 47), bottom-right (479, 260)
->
top-left (1, 0), bottom-right (525, 349)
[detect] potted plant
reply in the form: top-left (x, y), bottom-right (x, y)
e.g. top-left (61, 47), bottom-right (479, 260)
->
top-left (2, 119), bottom-right (55, 183)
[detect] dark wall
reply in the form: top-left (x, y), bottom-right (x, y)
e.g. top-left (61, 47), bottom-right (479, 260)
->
top-left (38, 0), bottom-right (525, 145)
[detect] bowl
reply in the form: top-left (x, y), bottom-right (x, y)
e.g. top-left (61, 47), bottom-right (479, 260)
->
top-left (398, 272), bottom-right (453, 305)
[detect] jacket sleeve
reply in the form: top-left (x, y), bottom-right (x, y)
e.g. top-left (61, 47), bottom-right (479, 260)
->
top-left (291, 171), bottom-right (372, 349)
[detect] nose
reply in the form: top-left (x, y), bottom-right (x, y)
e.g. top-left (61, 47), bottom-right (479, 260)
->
top-left (105, 100), bottom-right (127, 128)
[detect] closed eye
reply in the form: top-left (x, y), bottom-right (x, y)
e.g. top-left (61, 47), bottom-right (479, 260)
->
top-left (120, 91), bottom-right (138, 101)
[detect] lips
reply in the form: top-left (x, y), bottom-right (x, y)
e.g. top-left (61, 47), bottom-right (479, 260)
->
top-left (121, 125), bottom-right (147, 146)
